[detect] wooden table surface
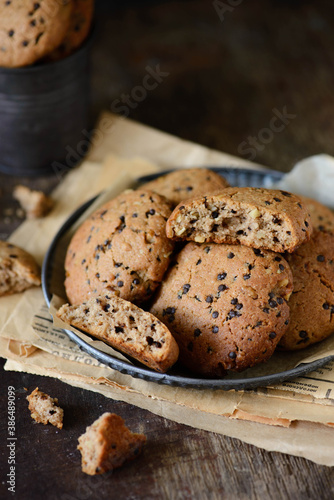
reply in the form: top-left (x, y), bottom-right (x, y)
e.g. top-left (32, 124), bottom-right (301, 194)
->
top-left (1, 1), bottom-right (334, 498)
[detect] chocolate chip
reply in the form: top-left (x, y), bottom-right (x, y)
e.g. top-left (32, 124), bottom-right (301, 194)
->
top-left (145, 209), bottom-right (155, 217)
top-left (269, 299), bottom-right (278, 308)
top-left (281, 191), bottom-right (292, 197)
top-left (228, 352), bottom-right (237, 359)
top-left (323, 303), bottom-right (330, 310)
top-left (211, 211), bottom-right (219, 219)
top-left (103, 304), bottom-right (110, 312)
top-left (297, 203), bottom-right (303, 209)
top-left (95, 273), bottom-right (100, 278)
top-left (305, 221), bottom-right (309, 227)
top-left (22, 40), bottom-right (29, 47)
top-left (253, 248), bottom-right (263, 257)
top-left (218, 284), bottom-right (228, 292)
top-left (86, 235), bottom-right (91, 243)
top-left (196, 259), bottom-right (202, 265)
top-left (299, 330), bottom-right (308, 338)
top-left (114, 262), bottom-right (122, 267)
top-left (272, 217), bottom-right (281, 225)
top-left (212, 311), bottom-right (219, 318)
top-left (285, 319), bottom-right (289, 325)
top-left (277, 297), bottom-right (284, 305)
top-left (236, 303), bottom-right (243, 310)
top-left (265, 201), bottom-right (271, 206)
top-left (166, 307), bottom-right (176, 314)
top-left (194, 328), bottom-right (201, 337)
top-left (132, 278), bottom-right (140, 285)
top-left (243, 273), bottom-right (251, 280)
top-left (186, 186), bottom-right (193, 192)
top-left (227, 252), bottom-right (235, 259)
top-left (317, 255), bottom-right (325, 262)
top-left (8, 30), bottom-right (14, 37)
top-left (275, 256), bottom-right (282, 262)
top-left (263, 308), bottom-right (270, 314)
top-left (274, 198), bottom-right (282, 202)
top-left (269, 332), bottom-right (277, 339)
top-left (287, 231), bottom-right (292, 235)
top-left (217, 272), bottom-right (227, 280)
top-left (204, 246), bottom-right (211, 254)
top-left (115, 326), bottom-right (124, 333)
top-left (231, 298), bottom-right (238, 305)
top-left (212, 326), bottom-right (219, 333)
top-left (117, 281), bottom-right (124, 287)
top-left (81, 258), bottom-right (86, 265)
top-left (132, 213), bottom-right (138, 218)
top-left (279, 264), bottom-right (285, 271)
top-left (231, 209), bottom-right (237, 214)
top-left (206, 295), bottom-right (213, 303)
top-left (183, 284), bottom-right (191, 294)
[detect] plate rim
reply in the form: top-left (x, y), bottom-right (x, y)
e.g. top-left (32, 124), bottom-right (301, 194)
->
top-left (41, 166), bottom-right (334, 390)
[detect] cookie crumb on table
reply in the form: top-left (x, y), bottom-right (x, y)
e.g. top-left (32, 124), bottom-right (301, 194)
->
top-left (13, 185), bottom-right (54, 219)
top-left (0, 241), bottom-right (41, 296)
top-left (26, 388), bottom-right (64, 429)
top-left (78, 413), bottom-right (146, 475)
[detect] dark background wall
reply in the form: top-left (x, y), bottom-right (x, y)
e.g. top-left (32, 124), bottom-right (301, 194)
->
top-left (90, 0), bottom-right (334, 171)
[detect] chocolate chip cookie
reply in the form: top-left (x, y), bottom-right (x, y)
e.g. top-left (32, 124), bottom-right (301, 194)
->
top-left (47, 0), bottom-right (94, 60)
top-left (0, 240), bottom-right (41, 296)
top-left (140, 168), bottom-right (230, 207)
top-left (0, 0), bottom-right (72, 68)
top-left (299, 195), bottom-right (334, 234)
top-left (150, 242), bottom-right (293, 376)
top-left (166, 187), bottom-right (313, 253)
top-left (65, 189), bottom-right (175, 305)
top-left (279, 230), bottom-right (334, 350)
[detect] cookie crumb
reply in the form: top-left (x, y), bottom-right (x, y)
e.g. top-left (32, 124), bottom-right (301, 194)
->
top-left (13, 185), bottom-right (53, 219)
top-left (26, 388), bottom-right (63, 429)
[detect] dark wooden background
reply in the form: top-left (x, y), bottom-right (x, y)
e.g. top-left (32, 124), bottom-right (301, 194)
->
top-left (1, 0), bottom-right (334, 498)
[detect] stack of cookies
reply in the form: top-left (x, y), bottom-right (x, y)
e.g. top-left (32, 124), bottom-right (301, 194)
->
top-left (0, 0), bottom-right (94, 67)
top-left (60, 168), bottom-right (334, 377)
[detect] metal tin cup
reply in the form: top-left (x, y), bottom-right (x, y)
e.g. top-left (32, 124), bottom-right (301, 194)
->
top-left (0, 35), bottom-right (92, 177)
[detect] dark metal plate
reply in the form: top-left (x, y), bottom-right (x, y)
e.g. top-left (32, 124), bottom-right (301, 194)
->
top-left (42, 167), bottom-right (334, 390)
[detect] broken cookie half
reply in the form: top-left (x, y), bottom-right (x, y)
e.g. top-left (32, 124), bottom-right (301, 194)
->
top-left (56, 294), bottom-right (179, 373)
top-left (166, 187), bottom-right (313, 253)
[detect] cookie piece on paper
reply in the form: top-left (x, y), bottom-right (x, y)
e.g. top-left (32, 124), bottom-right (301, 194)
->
top-left (0, 241), bottom-right (41, 296)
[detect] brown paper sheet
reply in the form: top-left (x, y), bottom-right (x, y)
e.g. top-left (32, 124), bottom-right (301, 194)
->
top-left (1, 112), bottom-right (334, 466)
